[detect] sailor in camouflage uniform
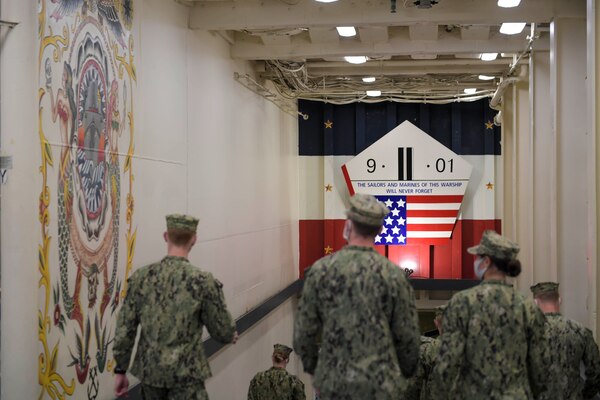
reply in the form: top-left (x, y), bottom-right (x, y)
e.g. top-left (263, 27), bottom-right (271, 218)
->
top-left (113, 214), bottom-right (237, 400)
top-left (404, 305), bottom-right (446, 400)
top-left (294, 194), bottom-right (420, 400)
top-left (247, 344), bottom-right (306, 400)
top-left (530, 281), bottom-right (600, 399)
top-left (430, 230), bottom-right (550, 400)
top-left (419, 305), bottom-right (445, 400)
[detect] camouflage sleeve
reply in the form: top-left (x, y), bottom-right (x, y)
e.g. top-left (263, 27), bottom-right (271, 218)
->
top-left (292, 376), bottom-right (306, 400)
top-left (525, 302), bottom-right (551, 399)
top-left (200, 276), bottom-right (235, 343)
top-left (582, 328), bottom-right (600, 398)
top-left (294, 267), bottom-right (322, 375)
top-left (112, 276), bottom-right (140, 371)
top-left (430, 295), bottom-right (466, 400)
top-left (403, 358), bottom-right (424, 400)
top-left (391, 272), bottom-right (420, 378)
top-left (247, 375), bottom-right (259, 400)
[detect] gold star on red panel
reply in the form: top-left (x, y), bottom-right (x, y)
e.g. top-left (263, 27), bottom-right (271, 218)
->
top-left (324, 245), bottom-right (333, 254)
top-left (486, 182), bottom-right (494, 190)
top-left (325, 184), bottom-right (333, 192)
top-left (324, 120), bottom-right (333, 129)
top-left (485, 120), bottom-right (494, 130)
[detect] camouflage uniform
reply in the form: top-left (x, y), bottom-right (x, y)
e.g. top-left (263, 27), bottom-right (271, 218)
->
top-left (531, 282), bottom-right (600, 399)
top-left (247, 344), bottom-right (306, 400)
top-left (404, 336), bottom-right (436, 400)
top-left (248, 367), bottom-right (305, 400)
top-left (294, 194), bottom-right (420, 400)
top-left (430, 231), bottom-right (550, 400)
top-left (419, 305), bottom-right (445, 400)
top-left (113, 214), bottom-right (236, 398)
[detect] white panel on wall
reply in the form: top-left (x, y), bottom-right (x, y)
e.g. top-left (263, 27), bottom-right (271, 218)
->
top-left (1, 0), bottom-right (40, 398)
top-left (186, 29), bottom-right (300, 323)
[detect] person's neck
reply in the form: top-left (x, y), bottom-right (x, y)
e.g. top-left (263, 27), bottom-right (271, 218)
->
top-left (482, 267), bottom-right (506, 282)
top-left (348, 237), bottom-right (375, 248)
top-left (272, 362), bottom-right (287, 369)
top-left (167, 246), bottom-right (190, 259)
top-left (539, 302), bottom-right (560, 314)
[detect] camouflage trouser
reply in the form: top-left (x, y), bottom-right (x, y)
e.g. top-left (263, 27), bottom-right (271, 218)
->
top-left (141, 382), bottom-right (209, 400)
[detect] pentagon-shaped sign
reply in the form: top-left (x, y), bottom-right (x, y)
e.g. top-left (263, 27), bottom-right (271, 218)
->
top-left (341, 121), bottom-right (472, 245)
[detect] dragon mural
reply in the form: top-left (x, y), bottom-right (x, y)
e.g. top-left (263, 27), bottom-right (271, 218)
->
top-left (37, 0), bottom-right (136, 398)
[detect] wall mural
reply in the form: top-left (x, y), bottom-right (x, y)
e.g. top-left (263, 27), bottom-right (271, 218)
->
top-left (37, 0), bottom-right (136, 398)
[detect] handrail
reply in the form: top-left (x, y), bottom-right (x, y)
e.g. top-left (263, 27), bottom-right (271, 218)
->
top-left (204, 279), bottom-right (303, 357)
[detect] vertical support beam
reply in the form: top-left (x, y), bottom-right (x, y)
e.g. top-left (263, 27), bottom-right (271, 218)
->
top-left (587, 0), bottom-right (599, 336)
top-left (530, 51), bottom-right (554, 284)
top-left (551, 16), bottom-right (588, 325)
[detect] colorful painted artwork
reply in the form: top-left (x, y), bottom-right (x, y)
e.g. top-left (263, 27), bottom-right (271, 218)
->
top-left (37, 0), bottom-right (136, 398)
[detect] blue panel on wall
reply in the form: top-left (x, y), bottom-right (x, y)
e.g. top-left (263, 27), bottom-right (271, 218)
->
top-left (298, 99), bottom-right (501, 156)
top-left (333, 104), bottom-right (356, 155)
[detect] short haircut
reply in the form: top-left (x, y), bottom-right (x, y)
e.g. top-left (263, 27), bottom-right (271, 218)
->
top-left (351, 220), bottom-right (381, 238)
top-left (167, 228), bottom-right (194, 246)
top-left (535, 291), bottom-right (560, 303)
top-left (273, 353), bottom-right (289, 363)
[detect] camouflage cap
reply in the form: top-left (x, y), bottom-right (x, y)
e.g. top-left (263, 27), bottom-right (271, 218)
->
top-left (466, 230), bottom-right (520, 261)
top-left (435, 305), bottom-right (447, 317)
top-left (530, 281), bottom-right (559, 296)
top-left (273, 344), bottom-right (293, 358)
top-left (346, 194), bottom-right (390, 227)
top-left (166, 214), bottom-right (199, 233)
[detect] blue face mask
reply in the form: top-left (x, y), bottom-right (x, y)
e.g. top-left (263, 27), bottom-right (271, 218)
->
top-left (473, 257), bottom-right (488, 280)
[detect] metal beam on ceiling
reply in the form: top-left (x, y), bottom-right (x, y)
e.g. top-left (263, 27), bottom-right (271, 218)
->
top-left (230, 32), bottom-right (549, 60)
top-left (189, 0), bottom-right (584, 31)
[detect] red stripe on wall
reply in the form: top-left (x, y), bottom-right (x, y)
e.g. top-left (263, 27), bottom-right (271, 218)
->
top-left (299, 219), bottom-right (502, 280)
top-left (407, 209), bottom-right (457, 217)
top-left (341, 165), bottom-right (355, 196)
top-left (407, 224), bottom-right (456, 232)
top-left (406, 195), bottom-right (463, 203)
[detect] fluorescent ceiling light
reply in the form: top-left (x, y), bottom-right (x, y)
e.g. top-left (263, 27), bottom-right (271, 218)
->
top-left (366, 90), bottom-right (381, 97)
top-left (497, 0), bottom-right (521, 7)
top-left (464, 88), bottom-right (477, 94)
top-left (315, 0), bottom-right (338, 2)
top-left (344, 56), bottom-right (368, 64)
top-left (480, 52), bottom-right (498, 61)
top-left (336, 26), bottom-right (357, 37)
top-left (500, 22), bottom-right (526, 35)
top-left (478, 75), bottom-right (495, 81)
top-left (362, 77), bottom-right (376, 83)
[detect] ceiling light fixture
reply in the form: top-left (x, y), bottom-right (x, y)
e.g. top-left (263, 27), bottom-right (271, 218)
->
top-left (366, 90), bottom-right (381, 97)
top-left (362, 77), bottom-right (376, 83)
top-left (497, 0), bottom-right (521, 7)
top-left (480, 52), bottom-right (498, 61)
top-left (464, 88), bottom-right (477, 94)
top-left (500, 22), bottom-right (526, 35)
top-left (336, 26), bottom-right (357, 37)
top-left (315, 0), bottom-right (338, 2)
top-left (344, 56), bottom-right (368, 64)
top-left (478, 75), bottom-right (495, 81)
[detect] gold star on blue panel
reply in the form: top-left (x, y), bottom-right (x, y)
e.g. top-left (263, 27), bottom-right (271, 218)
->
top-left (485, 120), bottom-right (494, 130)
top-left (324, 120), bottom-right (333, 129)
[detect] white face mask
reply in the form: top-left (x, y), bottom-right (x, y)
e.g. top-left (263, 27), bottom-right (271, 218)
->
top-left (343, 220), bottom-right (352, 242)
top-left (473, 257), bottom-right (488, 280)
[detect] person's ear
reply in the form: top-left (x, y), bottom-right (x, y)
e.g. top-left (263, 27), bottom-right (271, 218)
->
top-left (163, 231), bottom-right (168, 242)
top-left (190, 234), bottom-right (197, 247)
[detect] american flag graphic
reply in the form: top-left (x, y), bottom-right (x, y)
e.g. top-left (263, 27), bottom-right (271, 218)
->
top-left (374, 195), bottom-right (463, 245)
